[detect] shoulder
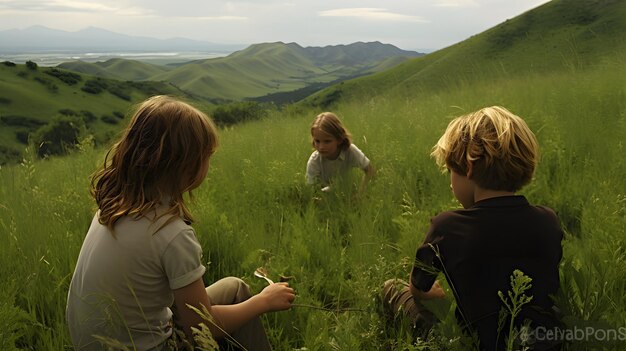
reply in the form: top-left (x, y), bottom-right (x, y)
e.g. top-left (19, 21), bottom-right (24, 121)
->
top-left (345, 143), bottom-right (370, 166)
top-left (533, 205), bottom-right (559, 219)
top-left (166, 227), bottom-right (201, 251)
top-left (531, 204), bottom-right (564, 237)
top-left (307, 151), bottom-right (321, 169)
top-left (523, 203), bottom-right (562, 228)
top-left (149, 213), bottom-right (195, 246)
top-left (162, 227), bottom-right (205, 289)
top-left (307, 150), bottom-right (321, 163)
top-left (430, 209), bottom-right (468, 227)
top-left (423, 210), bottom-right (469, 242)
top-left (347, 143), bottom-right (365, 155)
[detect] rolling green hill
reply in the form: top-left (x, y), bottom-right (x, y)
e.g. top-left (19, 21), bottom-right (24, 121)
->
top-left (0, 62), bottom-right (196, 164)
top-left (59, 42), bottom-right (422, 101)
top-left (59, 58), bottom-right (170, 81)
top-left (303, 0), bottom-right (626, 108)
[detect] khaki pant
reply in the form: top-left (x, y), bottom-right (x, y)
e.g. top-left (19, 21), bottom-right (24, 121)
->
top-left (381, 279), bottom-right (438, 337)
top-left (206, 277), bottom-right (272, 351)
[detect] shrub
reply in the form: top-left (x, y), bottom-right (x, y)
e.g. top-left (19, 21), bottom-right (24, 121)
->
top-left (58, 109), bottom-right (79, 116)
top-left (82, 79), bottom-right (108, 94)
top-left (0, 115), bottom-right (46, 129)
top-left (308, 88), bottom-right (342, 109)
top-left (211, 102), bottom-right (270, 126)
top-left (108, 85), bottom-right (131, 101)
top-left (0, 97), bottom-right (11, 104)
top-left (44, 68), bottom-right (82, 85)
top-left (128, 81), bottom-right (164, 95)
top-left (16, 130), bottom-right (30, 144)
top-left (25, 60), bottom-right (38, 70)
top-left (32, 115), bottom-right (85, 158)
top-left (101, 115), bottom-right (119, 125)
top-left (80, 110), bottom-right (97, 124)
top-left (2, 61), bottom-right (16, 67)
top-left (0, 145), bottom-right (21, 165)
top-left (113, 111), bottom-right (125, 119)
top-left (34, 76), bottom-right (58, 93)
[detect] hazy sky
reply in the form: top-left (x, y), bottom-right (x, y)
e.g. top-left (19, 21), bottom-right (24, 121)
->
top-left (0, 0), bottom-right (550, 51)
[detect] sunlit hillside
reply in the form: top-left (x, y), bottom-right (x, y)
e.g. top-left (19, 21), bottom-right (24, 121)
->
top-left (304, 0), bottom-right (626, 108)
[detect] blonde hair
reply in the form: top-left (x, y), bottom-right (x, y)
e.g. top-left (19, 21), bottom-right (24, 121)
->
top-left (91, 95), bottom-right (219, 232)
top-left (431, 106), bottom-right (538, 192)
top-left (311, 112), bottom-right (352, 150)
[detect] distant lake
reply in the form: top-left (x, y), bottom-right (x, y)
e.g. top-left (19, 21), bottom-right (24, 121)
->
top-left (0, 51), bottom-right (230, 67)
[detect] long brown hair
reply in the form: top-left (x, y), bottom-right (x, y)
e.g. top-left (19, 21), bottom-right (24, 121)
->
top-left (91, 95), bottom-right (218, 233)
top-left (310, 112), bottom-right (352, 150)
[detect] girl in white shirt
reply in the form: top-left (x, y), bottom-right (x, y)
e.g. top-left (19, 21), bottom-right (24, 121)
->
top-left (67, 95), bottom-right (295, 350)
top-left (306, 112), bottom-right (374, 194)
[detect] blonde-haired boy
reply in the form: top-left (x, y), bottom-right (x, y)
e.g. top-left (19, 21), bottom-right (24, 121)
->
top-left (383, 106), bottom-right (563, 350)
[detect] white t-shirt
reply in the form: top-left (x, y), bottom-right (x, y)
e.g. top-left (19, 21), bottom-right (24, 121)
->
top-left (66, 208), bottom-right (206, 350)
top-left (306, 143), bottom-right (370, 186)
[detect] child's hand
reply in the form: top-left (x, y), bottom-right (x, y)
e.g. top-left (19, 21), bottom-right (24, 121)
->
top-left (411, 279), bottom-right (446, 300)
top-left (426, 280), bottom-right (446, 299)
top-left (259, 282), bottom-right (295, 312)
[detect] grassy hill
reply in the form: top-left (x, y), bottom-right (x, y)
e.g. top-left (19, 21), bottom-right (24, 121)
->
top-left (303, 0), bottom-right (626, 108)
top-left (59, 42), bottom-right (422, 101)
top-left (1, 40), bottom-right (420, 164)
top-left (0, 62), bottom-right (196, 164)
top-left (59, 58), bottom-right (171, 81)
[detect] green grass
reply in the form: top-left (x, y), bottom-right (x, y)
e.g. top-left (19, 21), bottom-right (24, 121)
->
top-left (1, 1), bottom-right (625, 349)
top-left (1, 58), bottom-right (624, 350)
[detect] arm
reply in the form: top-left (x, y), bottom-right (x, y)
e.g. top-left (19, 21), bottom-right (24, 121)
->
top-left (306, 153), bottom-right (321, 185)
top-left (173, 279), bottom-right (295, 339)
top-left (348, 144), bottom-right (373, 196)
top-left (356, 163), bottom-right (375, 197)
top-left (409, 276), bottom-right (445, 300)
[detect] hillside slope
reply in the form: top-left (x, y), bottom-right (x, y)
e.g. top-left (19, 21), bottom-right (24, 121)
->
top-left (0, 62), bottom-right (194, 163)
top-left (60, 42), bottom-right (422, 101)
top-left (59, 58), bottom-right (170, 81)
top-left (303, 0), bottom-right (626, 107)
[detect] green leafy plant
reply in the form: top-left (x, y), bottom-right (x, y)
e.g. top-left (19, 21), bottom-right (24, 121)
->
top-left (497, 270), bottom-right (533, 351)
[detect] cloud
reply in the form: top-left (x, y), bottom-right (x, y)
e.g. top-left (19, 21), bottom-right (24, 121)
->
top-left (318, 8), bottom-right (427, 23)
top-left (0, 0), bottom-right (115, 12)
top-left (0, 0), bottom-right (154, 16)
top-left (190, 15), bottom-right (248, 21)
top-left (433, 0), bottom-right (479, 8)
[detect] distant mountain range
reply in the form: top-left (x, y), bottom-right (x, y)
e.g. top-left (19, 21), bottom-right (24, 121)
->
top-left (0, 25), bottom-right (245, 53)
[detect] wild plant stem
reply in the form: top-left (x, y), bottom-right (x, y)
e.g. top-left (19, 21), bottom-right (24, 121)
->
top-left (291, 303), bottom-right (366, 312)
